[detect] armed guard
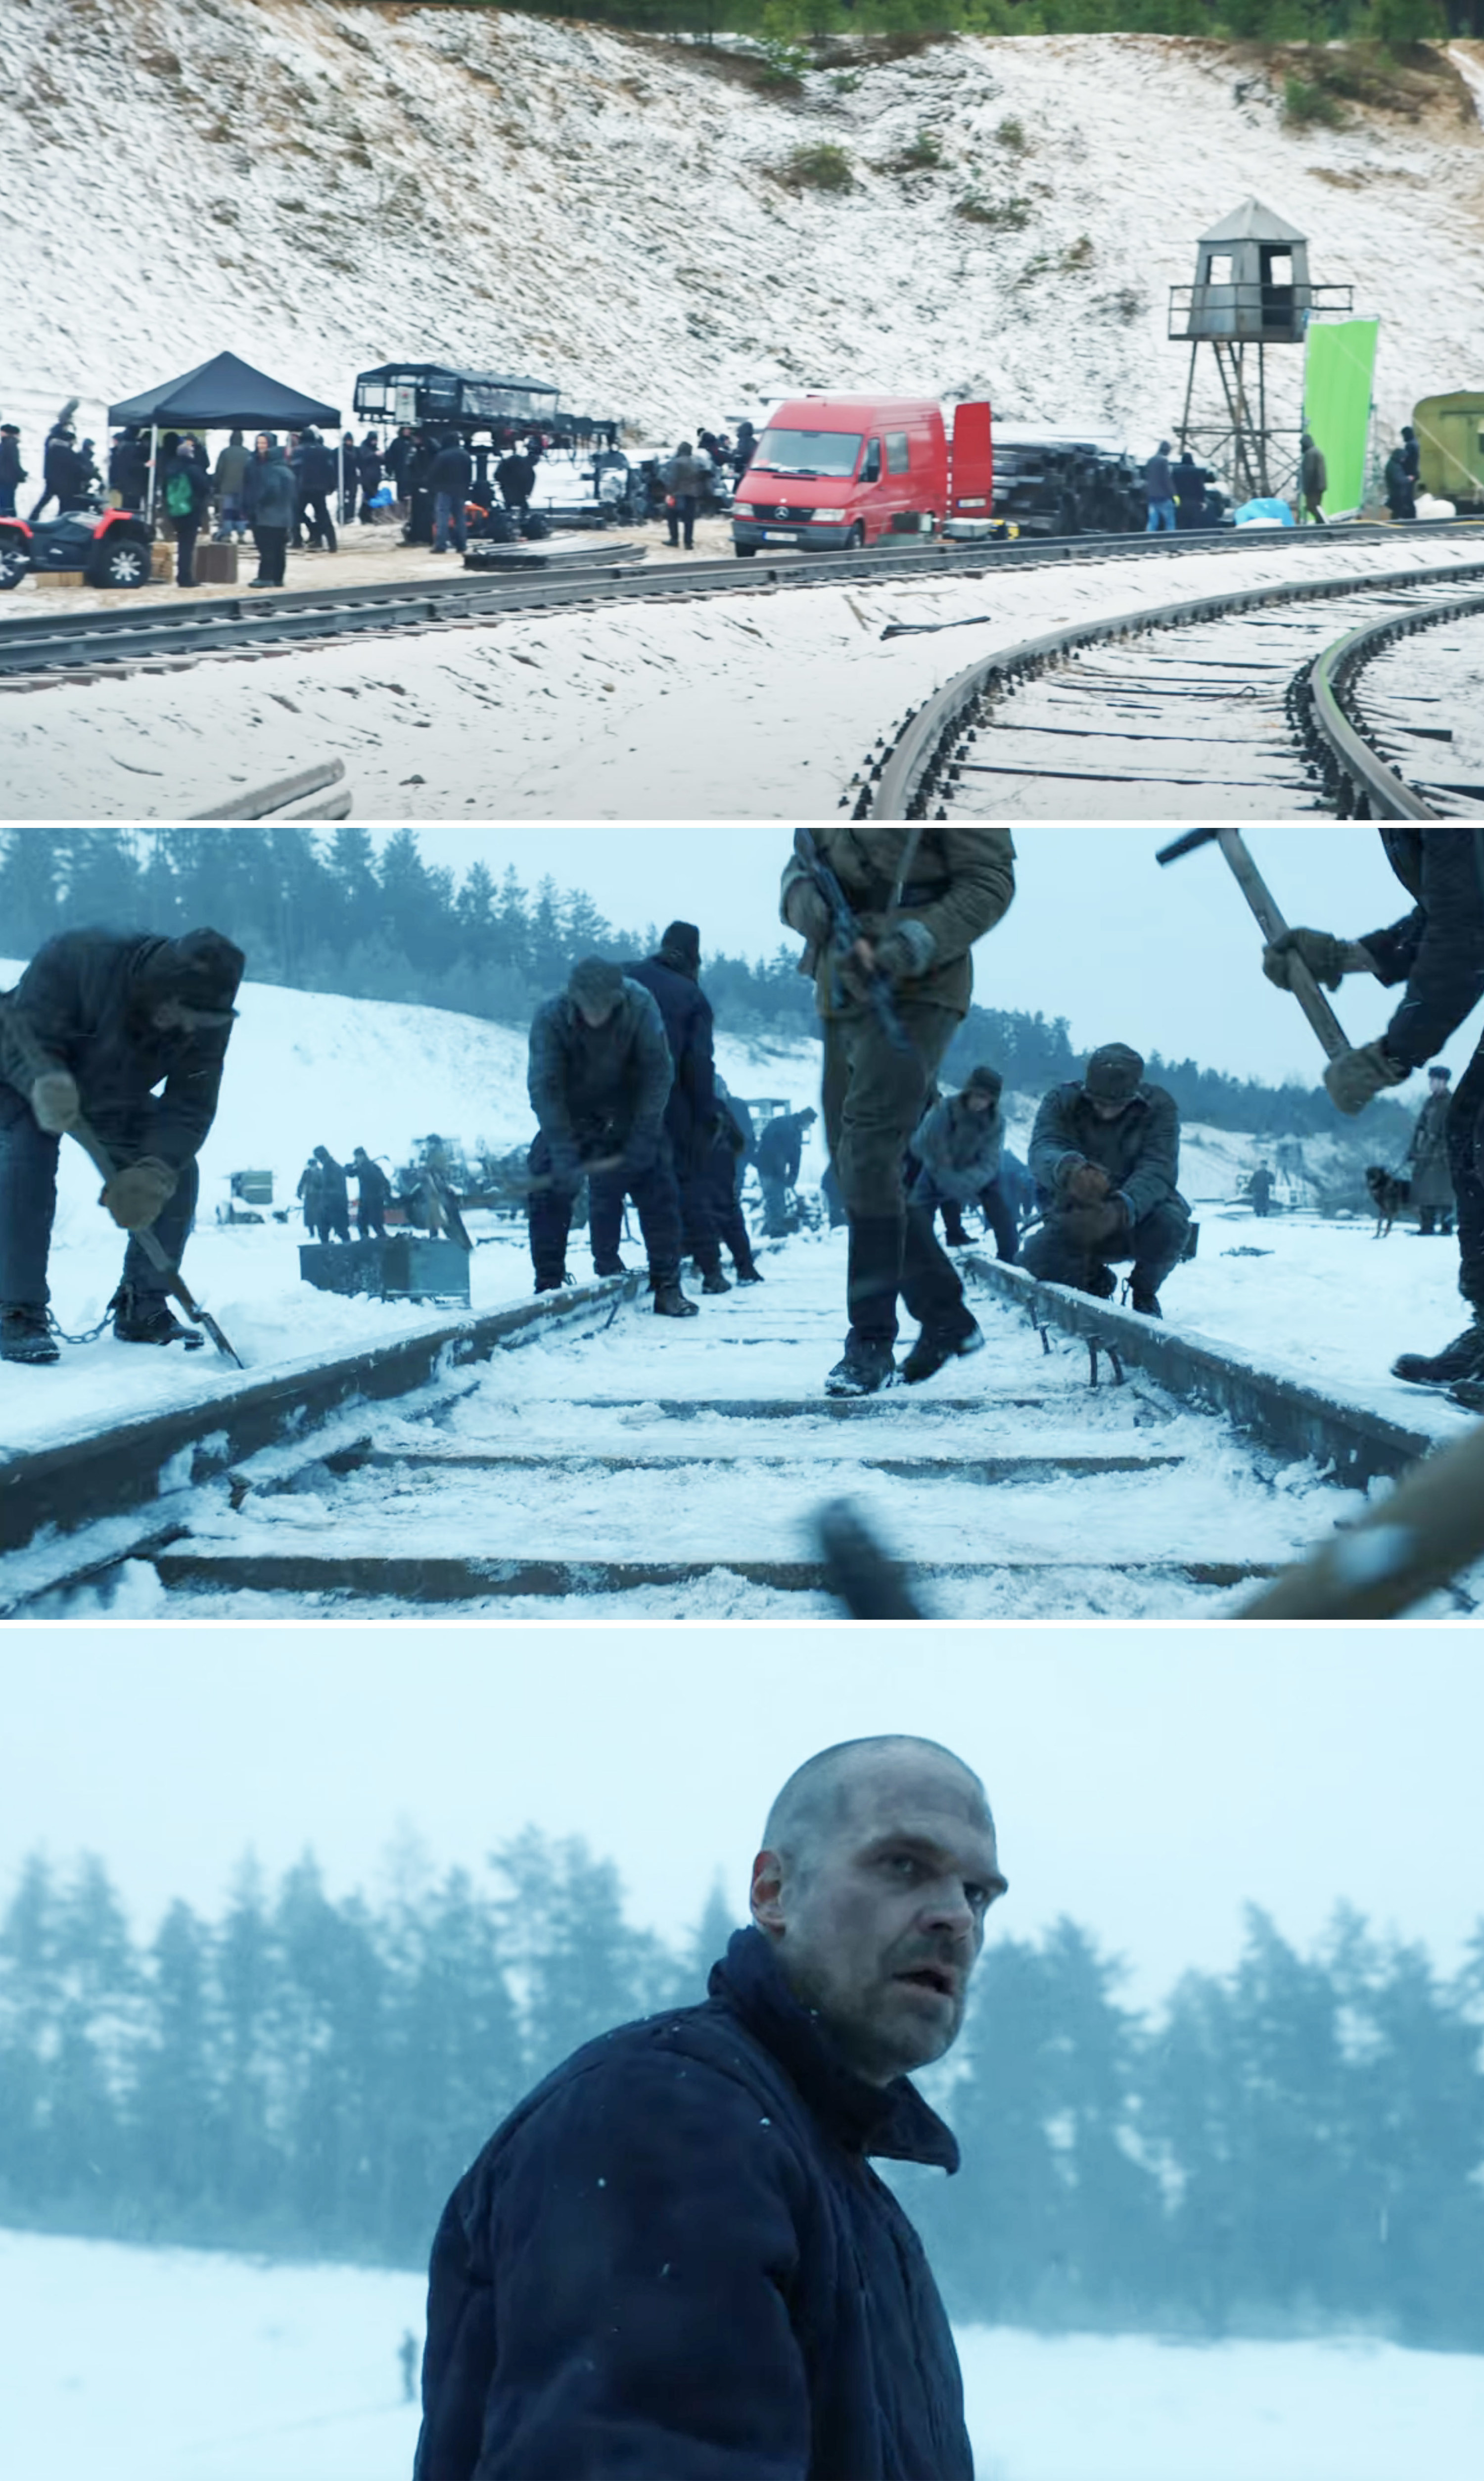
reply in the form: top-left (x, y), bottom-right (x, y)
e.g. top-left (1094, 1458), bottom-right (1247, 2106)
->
top-left (780, 829), bottom-right (1016, 1394)
top-left (0, 928), bottom-right (244, 1364)
top-left (1407, 1067), bottom-right (1455, 1238)
top-left (526, 956), bottom-right (697, 1318)
top-left (1262, 829), bottom-right (1484, 1388)
top-left (1022, 1044), bottom-right (1191, 1316)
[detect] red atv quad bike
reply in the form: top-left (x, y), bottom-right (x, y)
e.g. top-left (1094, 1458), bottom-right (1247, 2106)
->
top-left (0, 504), bottom-right (154, 591)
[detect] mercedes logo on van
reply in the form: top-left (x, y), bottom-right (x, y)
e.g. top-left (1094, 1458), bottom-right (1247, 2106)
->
top-left (774, 504), bottom-right (789, 519)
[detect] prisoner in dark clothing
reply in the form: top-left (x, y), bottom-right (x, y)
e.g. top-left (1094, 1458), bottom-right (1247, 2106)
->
top-left (351, 1146), bottom-right (392, 1239)
top-left (780, 828), bottom-right (1017, 1394)
top-left (1022, 1043), bottom-right (1191, 1315)
top-left (526, 956), bottom-right (696, 1317)
top-left (1263, 831), bottom-right (1484, 1386)
top-left (909, 1065), bottom-right (1018, 1263)
top-left (311, 1144), bottom-right (351, 1242)
top-left (703, 1078), bottom-right (762, 1281)
top-left (414, 1734), bottom-right (1004, 2481)
top-left (756, 1104), bottom-right (818, 1236)
top-left (622, 922), bottom-right (727, 1288)
top-left (0, 929), bottom-right (244, 1365)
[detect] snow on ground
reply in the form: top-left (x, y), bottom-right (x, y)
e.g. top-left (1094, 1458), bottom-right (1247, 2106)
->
top-left (3, 2227), bottom-right (1483, 2481)
top-left (0, 968), bottom-right (1468, 1477)
top-left (0, 963), bottom-right (824, 1459)
top-left (4, 5), bottom-right (1483, 461)
top-left (9, 529), bottom-right (1484, 819)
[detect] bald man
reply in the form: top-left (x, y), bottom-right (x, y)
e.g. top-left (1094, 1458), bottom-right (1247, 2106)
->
top-left (414, 1737), bottom-right (1007, 2479)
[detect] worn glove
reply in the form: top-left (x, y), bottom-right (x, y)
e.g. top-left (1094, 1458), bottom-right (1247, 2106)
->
top-left (783, 878), bottom-right (833, 945)
top-left (1323, 1042), bottom-right (1411, 1118)
top-left (29, 1069), bottom-right (82, 1134)
top-left (100, 1155), bottom-right (178, 1232)
top-left (874, 918), bottom-right (937, 987)
top-left (1261, 928), bottom-right (1370, 993)
top-left (1065, 1160), bottom-right (1112, 1206)
top-left (1056, 1199), bottom-right (1127, 1251)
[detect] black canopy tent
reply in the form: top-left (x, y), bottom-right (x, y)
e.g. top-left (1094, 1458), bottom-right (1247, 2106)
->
top-left (108, 352), bottom-right (340, 518)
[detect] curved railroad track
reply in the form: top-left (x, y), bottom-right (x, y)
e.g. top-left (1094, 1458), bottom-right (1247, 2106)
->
top-left (0, 1235), bottom-right (1465, 1624)
top-left (863, 564), bottom-right (1484, 823)
top-left (0, 518), bottom-right (1479, 692)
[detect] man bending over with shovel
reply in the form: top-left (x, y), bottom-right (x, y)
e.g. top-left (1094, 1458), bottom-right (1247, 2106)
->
top-left (0, 927), bottom-right (245, 1366)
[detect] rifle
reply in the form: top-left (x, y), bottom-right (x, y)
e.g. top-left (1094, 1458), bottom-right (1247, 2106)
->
top-left (0, 992), bottom-right (244, 1367)
top-left (792, 828), bottom-right (912, 1055)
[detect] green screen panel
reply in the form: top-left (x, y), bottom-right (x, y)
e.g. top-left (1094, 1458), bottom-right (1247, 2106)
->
top-left (1303, 319), bottom-right (1380, 517)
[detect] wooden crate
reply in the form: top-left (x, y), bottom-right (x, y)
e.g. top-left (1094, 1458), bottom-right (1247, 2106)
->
top-left (150, 543), bottom-right (173, 579)
top-left (34, 571), bottom-right (87, 588)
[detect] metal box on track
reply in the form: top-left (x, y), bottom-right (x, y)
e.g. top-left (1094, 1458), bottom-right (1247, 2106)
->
top-left (299, 1236), bottom-right (471, 1305)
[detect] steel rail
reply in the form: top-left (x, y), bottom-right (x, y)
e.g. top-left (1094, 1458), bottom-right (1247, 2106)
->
top-left (2, 519), bottom-right (1481, 688)
top-left (1298, 589), bottom-right (1484, 820)
top-left (0, 1243), bottom-right (1459, 1615)
top-left (960, 1256), bottom-right (1438, 1490)
top-left (868, 555), bottom-right (1484, 821)
top-left (0, 1270), bottom-right (642, 1588)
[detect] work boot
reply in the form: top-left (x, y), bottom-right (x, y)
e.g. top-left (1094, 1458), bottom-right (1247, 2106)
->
top-left (1129, 1288), bottom-right (1163, 1318)
top-left (592, 1256), bottom-right (627, 1278)
top-left (653, 1278), bottom-right (699, 1319)
top-left (735, 1263), bottom-right (764, 1285)
top-left (701, 1267), bottom-right (732, 1295)
top-left (1391, 1318), bottom-right (1484, 1387)
top-left (901, 1318), bottom-right (985, 1385)
top-left (826, 1336), bottom-right (899, 1397)
top-left (109, 1286), bottom-right (204, 1349)
top-left (942, 1207), bottom-right (971, 1248)
top-left (1, 1304), bottom-right (60, 1366)
top-left (1449, 1377), bottom-right (1484, 1413)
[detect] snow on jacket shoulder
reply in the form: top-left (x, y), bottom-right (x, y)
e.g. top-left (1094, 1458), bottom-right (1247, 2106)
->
top-left (414, 1928), bottom-right (972, 2481)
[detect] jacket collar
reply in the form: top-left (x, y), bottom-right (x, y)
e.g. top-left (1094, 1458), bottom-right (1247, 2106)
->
top-left (708, 1927), bottom-right (959, 2173)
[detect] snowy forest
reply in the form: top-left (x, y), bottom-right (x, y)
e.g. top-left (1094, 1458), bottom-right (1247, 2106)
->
top-left (1, 1842), bottom-right (1481, 2351)
top-left (0, 829), bottom-right (1401, 1144)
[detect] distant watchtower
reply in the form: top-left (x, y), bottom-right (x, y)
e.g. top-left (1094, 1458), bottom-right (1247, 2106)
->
top-left (1168, 198), bottom-right (1352, 500)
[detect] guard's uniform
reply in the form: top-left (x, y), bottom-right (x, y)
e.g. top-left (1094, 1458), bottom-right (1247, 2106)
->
top-left (780, 830), bottom-right (1015, 1378)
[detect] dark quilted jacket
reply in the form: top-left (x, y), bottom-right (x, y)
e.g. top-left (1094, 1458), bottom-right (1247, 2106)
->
top-left (414, 1927), bottom-right (974, 2481)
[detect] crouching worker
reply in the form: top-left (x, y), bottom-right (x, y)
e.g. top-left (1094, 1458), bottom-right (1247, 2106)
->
top-left (1022, 1042), bottom-right (1190, 1316)
top-left (0, 927), bottom-right (245, 1365)
top-left (526, 955), bottom-right (698, 1317)
top-left (910, 1065), bottom-right (1019, 1262)
top-left (414, 1734), bottom-right (1004, 2480)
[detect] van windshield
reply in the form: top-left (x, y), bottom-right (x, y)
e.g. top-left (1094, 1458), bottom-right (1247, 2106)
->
top-left (749, 428), bottom-right (863, 479)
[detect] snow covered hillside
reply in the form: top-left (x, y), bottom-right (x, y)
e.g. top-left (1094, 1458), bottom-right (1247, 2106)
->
top-left (4, 2227), bottom-right (1483, 2481)
top-left (3, 1), bottom-right (1481, 468)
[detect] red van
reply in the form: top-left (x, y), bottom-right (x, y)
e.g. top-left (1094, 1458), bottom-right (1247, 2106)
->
top-left (731, 394), bottom-right (994, 556)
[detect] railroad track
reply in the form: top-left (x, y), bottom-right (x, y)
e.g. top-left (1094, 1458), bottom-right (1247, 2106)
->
top-left (0, 1238), bottom-right (1459, 1623)
top-left (1, 518), bottom-right (1478, 691)
top-left (866, 562), bottom-right (1484, 822)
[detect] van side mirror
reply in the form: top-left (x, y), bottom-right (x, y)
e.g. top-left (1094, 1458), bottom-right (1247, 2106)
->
top-left (863, 441), bottom-right (881, 484)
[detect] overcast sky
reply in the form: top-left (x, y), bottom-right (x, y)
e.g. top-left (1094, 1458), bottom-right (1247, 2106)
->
top-left (386, 828), bottom-right (1468, 1090)
top-left (6, 1625), bottom-right (1479, 2013)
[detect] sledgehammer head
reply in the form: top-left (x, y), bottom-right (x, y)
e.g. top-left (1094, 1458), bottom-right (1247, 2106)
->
top-left (1156, 828), bottom-right (1220, 867)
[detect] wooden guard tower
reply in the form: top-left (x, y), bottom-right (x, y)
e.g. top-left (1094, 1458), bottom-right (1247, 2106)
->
top-left (1169, 198), bottom-right (1351, 499)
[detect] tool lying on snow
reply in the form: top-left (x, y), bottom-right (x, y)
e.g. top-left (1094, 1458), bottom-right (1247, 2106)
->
top-left (1156, 827), bottom-right (1353, 1066)
top-left (0, 993), bottom-right (244, 1368)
